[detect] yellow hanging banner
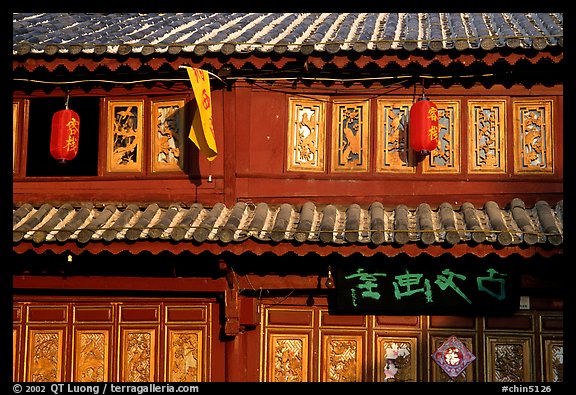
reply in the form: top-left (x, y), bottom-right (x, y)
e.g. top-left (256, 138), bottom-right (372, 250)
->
top-left (185, 66), bottom-right (218, 161)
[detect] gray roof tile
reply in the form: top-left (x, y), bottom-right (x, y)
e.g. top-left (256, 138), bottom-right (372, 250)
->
top-left (13, 13), bottom-right (563, 56)
top-left (13, 199), bottom-right (564, 248)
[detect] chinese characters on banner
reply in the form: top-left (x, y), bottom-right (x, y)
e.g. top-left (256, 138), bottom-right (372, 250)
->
top-left (185, 66), bottom-right (218, 161)
top-left (427, 106), bottom-right (438, 141)
top-left (331, 261), bottom-right (520, 315)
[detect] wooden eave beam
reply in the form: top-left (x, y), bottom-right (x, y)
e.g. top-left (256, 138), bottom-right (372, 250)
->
top-left (12, 239), bottom-right (563, 259)
top-left (12, 50), bottom-right (562, 73)
top-left (12, 274), bottom-right (328, 292)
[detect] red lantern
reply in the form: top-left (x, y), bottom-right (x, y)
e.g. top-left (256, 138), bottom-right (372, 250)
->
top-left (409, 97), bottom-right (439, 155)
top-left (50, 108), bottom-right (80, 162)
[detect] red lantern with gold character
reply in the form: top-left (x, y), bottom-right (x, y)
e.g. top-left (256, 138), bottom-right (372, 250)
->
top-left (50, 108), bottom-right (80, 163)
top-left (409, 96), bottom-right (438, 155)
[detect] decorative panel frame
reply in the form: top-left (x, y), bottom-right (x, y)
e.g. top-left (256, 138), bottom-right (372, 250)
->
top-left (151, 98), bottom-right (186, 173)
top-left (376, 99), bottom-right (414, 173)
top-left (513, 99), bottom-right (554, 174)
top-left (73, 328), bottom-right (111, 382)
top-left (376, 336), bottom-right (418, 382)
top-left (13, 101), bottom-right (20, 174)
top-left (331, 99), bottom-right (370, 172)
top-left (106, 99), bottom-right (145, 173)
top-left (543, 339), bottom-right (563, 382)
top-left (430, 335), bottom-right (475, 382)
top-left (467, 99), bottom-right (507, 173)
top-left (14, 327), bottom-right (21, 381)
top-left (265, 332), bottom-right (311, 382)
top-left (11, 304), bottom-right (20, 382)
top-left (166, 329), bottom-right (204, 382)
top-left (286, 97), bottom-right (327, 172)
top-left (119, 327), bottom-right (157, 382)
top-left (320, 333), bottom-right (364, 382)
top-left (26, 328), bottom-right (66, 382)
top-left (485, 336), bottom-right (533, 382)
top-left (423, 100), bottom-right (461, 174)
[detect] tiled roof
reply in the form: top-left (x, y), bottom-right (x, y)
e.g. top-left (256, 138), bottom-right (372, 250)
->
top-left (12, 13), bottom-right (563, 56)
top-left (13, 199), bottom-right (563, 248)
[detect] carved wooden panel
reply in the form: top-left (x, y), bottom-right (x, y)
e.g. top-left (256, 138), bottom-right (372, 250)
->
top-left (331, 100), bottom-right (370, 172)
top-left (267, 333), bottom-right (310, 382)
top-left (376, 336), bottom-right (418, 382)
top-left (73, 329), bottom-right (110, 382)
top-left (543, 339), bottom-right (563, 382)
top-left (26, 328), bottom-right (65, 382)
top-left (120, 328), bottom-right (156, 382)
top-left (166, 329), bottom-right (203, 382)
top-left (287, 97), bottom-right (327, 172)
top-left (376, 99), bottom-right (414, 173)
top-left (151, 99), bottom-right (186, 173)
top-left (468, 100), bottom-right (507, 173)
top-left (106, 100), bottom-right (145, 173)
top-left (486, 336), bottom-right (533, 382)
top-left (14, 327), bottom-right (20, 381)
top-left (423, 100), bottom-right (461, 174)
top-left (513, 99), bottom-right (554, 174)
top-left (430, 335), bottom-right (475, 382)
top-left (13, 101), bottom-right (19, 173)
top-left (15, 300), bottom-right (212, 382)
top-left (321, 334), bottom-right (363, 382)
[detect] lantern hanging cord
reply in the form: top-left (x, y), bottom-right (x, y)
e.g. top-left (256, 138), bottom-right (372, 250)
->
top-left (178, 65), bottom-right (226, 84)
top-left (421, 77), bottom-right (426, 99)
top-left (64, 89), bottom-right (70, 109)
top-left (13, 71), bottom-right (501, 86)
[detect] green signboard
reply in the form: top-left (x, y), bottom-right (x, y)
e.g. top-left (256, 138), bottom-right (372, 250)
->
top-left (330, 261), bottom-right (520, 315)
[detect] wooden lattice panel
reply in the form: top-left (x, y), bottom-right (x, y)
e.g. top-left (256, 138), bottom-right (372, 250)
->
top-left (423, 100), bottom-right (461, 174)
top-left (331, 99), bottom-right (370, 172)
top-left (73, 329), bottom-right (110, 382)
top-left (26, 329), bottom-right (65, 382)
top-left (486, 336), bottom-right (533, 382)
top-left (376, 336), bottom-right (418, 382)
top-left (13, 101), bottom-right (19, 173)
top-left (13, 327), bottom-right (20, 381)
top-left (467, 100), bottom-right (507, 173)
top-left (151, 99), bottom-right (186, 173)
top-left (543, 339), bottom-right (563, 382)
top-left (513, 99), bottom-right (554, 174)
top-left (321, 334), bottom-right (363, 382)
top-left (376, 99), bottom-right (414, 173)
top-left (267, 333), bottom-right (310, 382)
top-left (106, 100), bottom-right (145, 173)
top-left (166, 329), bottom-right (203, 382)
top-left (119, 328), bottom-right (157, 382)
top-left (286, 97), bottom-right (327, 172)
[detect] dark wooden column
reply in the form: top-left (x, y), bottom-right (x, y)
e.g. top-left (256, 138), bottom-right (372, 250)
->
top-left (221, 259), bottom-right (246, 381)
top-left (223, 83), bottom-right (237, 206)
top-left (225, 331), bottom-right (246, 381)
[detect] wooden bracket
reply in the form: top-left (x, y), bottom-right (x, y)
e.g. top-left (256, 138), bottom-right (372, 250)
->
top-left (223, 262), bottom-right (240, 337)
